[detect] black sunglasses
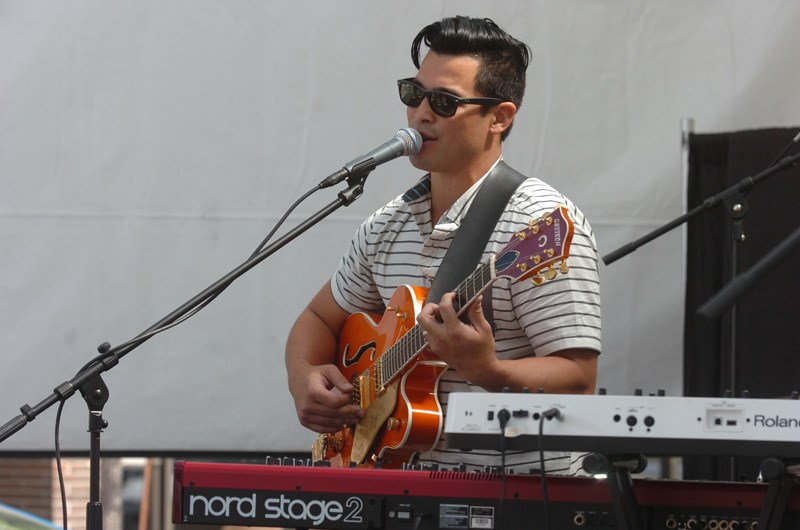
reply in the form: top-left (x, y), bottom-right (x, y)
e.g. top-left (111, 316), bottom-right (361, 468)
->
top-left (397, 78), bottom-right (505, 118)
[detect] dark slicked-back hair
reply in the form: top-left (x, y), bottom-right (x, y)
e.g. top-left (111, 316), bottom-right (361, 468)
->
top-left (411, 16), bottom-right (531, 140)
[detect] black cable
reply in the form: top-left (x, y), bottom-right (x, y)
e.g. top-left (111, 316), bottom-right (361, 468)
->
top-left (413, 512), bottom-right (432, 529)
top-left (55, 399), bottom-right (68, 530)
top-left (538, 407), bottom-right (562, 530)
top-left (497, 408), bottom-right (511, 530)
top-left (248, 186), bottom-right (318, 259)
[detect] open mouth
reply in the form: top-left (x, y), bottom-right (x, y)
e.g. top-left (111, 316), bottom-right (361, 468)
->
top-left (419, 132), bottom-right (437, 144)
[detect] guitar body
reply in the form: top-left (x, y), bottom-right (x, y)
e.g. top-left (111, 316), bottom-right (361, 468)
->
top-left (313, 284), bottom-right (448, 468)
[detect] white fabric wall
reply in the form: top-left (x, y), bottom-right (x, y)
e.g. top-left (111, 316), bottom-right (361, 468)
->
top-left (1, 0), bottom-right (799, 452)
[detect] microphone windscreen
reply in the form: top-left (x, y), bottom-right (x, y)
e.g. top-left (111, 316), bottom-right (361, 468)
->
top-left (397, 128), bottom-right (422, 156)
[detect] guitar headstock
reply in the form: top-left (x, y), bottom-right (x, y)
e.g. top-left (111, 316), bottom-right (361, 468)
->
top-left (494, 205), bottom-right (574, 285)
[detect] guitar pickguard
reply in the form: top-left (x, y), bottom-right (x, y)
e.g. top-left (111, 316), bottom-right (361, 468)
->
top-left (351, 380), bottom-right (399, 464)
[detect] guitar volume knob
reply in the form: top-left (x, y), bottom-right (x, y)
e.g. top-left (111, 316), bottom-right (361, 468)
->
top-left (386, 417), bottom-right (401, 431)
top-left (385, 306), bottom-right (407, 320)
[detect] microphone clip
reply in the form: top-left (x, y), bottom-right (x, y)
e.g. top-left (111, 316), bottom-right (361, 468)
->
top-left (337, 159), bottom-right (377, 206)
top-left (318, 158), bottom-right (377, 190)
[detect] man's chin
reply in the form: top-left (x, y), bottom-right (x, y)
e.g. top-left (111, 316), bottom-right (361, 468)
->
top-left (409, 154), bottom-right (434, 172)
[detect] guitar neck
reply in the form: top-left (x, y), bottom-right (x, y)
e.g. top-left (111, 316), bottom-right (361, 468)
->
top-left (451, 258), bottom-right (496, 316)
top-left (378, 257), bottom-right (497, 387)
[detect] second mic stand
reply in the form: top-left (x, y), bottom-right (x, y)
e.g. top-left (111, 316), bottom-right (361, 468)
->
top-left (604, 151), bottom-right (800, 483)
top-left (0, 161), bottom-right (377, 530)
top-left (603, 151), bottom-right (800, 388)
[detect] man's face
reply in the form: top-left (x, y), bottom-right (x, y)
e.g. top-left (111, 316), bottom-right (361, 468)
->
top-left (405, 52), bottom-right (497, 176)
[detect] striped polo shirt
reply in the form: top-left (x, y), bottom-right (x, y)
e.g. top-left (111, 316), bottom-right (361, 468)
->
top-left (330, 160), bottom-right (601, 474)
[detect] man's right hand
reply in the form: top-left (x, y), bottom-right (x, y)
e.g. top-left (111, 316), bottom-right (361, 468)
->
top-left (290, 363), bottom-right (365, 434)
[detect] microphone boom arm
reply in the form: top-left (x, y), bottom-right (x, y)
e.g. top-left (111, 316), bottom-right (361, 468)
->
top-left (603, 152), bottom-right (800, 265)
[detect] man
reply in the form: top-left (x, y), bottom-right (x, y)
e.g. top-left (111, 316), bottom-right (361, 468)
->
top-left (285, 16), bottom-right (600, 473)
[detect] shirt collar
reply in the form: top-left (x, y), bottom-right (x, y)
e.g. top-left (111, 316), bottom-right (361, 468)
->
top-left (401, 155), bottom-right (503, 212)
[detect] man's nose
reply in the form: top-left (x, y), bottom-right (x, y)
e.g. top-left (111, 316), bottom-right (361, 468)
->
top-left (409, 96), bottom-right (437, 123)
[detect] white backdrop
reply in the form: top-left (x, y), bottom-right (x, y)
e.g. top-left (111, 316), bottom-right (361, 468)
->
top-left (2, 1), bottom-right (799, 453)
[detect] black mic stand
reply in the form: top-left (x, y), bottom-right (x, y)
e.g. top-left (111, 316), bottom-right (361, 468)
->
top-left (79, 369), bottom-right (109, 530)
top-left (0, 160), bottom-right (377, 530)
top-left (604, 151), bottom-right (799, 482)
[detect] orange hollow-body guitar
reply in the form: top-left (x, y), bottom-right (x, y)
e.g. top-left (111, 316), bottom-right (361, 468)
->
top-left (312, 205), bottom-right (575, 468)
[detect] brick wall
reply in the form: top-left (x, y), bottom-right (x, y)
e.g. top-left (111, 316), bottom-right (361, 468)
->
top-left (0, 457), bottom-right (91, 530)
top-left (0, 457), bottom-right (282, 530)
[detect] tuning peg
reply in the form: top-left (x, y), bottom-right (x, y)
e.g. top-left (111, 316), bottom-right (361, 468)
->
top-left (544, 267), bottom-right (557, 281)
top-left (559, 261), bottom-right (569, 274)
top-left (531, 274), bottom-right (545, 286)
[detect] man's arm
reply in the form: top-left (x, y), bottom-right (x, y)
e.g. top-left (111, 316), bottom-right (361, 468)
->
top-left (285, 281), bottom-right (365, 433)
top-left (469, 347), bottom-right (597, 394)
top-left (417, 292), bottom-right (598, 394)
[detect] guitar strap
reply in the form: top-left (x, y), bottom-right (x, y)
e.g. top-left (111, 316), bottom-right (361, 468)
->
top-left (425, 160), bottom-right (527, 329)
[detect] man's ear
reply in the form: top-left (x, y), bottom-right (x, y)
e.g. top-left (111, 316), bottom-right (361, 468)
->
top-left (490, 102), bottom-right (517, 136)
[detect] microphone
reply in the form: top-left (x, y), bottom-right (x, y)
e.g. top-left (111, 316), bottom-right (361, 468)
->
top-left (318, 128), bottom-right (422, 189)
